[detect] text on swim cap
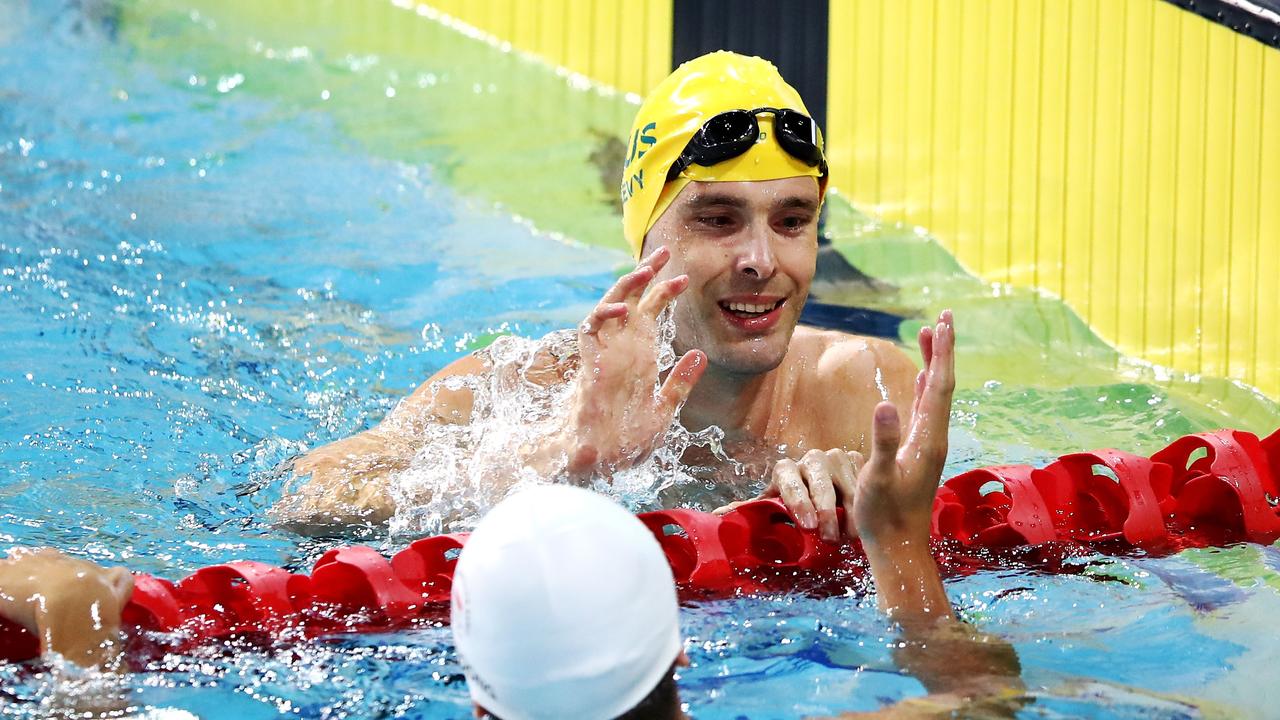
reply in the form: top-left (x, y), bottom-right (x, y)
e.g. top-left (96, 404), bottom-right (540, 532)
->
top-left (620, 122), bottom-right (656, 203)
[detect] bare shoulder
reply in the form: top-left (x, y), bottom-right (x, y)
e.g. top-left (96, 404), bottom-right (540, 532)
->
top-left (785, 327), bottom-right (918, 450)
top-left (791, 326), bottom-right (916, 388)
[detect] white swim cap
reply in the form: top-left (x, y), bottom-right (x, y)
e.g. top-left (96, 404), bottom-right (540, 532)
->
top-left (451, 485), bottom-right (681, 720)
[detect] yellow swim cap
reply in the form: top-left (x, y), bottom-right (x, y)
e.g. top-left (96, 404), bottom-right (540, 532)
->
top-left (620, 51), bottom-right (828, 258)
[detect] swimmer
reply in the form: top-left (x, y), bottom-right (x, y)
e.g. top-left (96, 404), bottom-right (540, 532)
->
top-left (0, 415), bottom-right (1021, 718)
top-left (279, 51), bottom-right (952, 553)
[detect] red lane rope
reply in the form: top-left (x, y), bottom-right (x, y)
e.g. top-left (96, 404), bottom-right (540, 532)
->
top-left (3, 427), bottom-right (1278, 662)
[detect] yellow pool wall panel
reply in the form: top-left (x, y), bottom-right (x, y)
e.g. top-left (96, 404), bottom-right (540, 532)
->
top-left (414, 0), bottom-right (672, 98)
top-left (827, 0), bottom-right (1280, 401)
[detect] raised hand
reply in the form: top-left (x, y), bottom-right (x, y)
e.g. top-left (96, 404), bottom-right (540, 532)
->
top-left (558, 246), bottom-right (707, 477)
top-left (852, 310), bottom-right (955, 548)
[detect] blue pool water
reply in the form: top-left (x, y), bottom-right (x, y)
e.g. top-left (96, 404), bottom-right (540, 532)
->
top-left (2, 1), bottom-right (1279, 718)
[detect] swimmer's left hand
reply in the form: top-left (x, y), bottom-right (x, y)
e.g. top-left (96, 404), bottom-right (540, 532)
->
top-left (714, 448), bottom-right (865, 543)
top-left (847, 310), bottom-right (955, 625)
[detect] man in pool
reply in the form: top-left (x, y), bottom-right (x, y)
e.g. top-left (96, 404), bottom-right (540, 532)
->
top-left (275, 51), bottom-right (949, 547)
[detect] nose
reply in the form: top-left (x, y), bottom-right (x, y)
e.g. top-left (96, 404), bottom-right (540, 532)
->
top-left (734, 224), bottom-right (777, 280)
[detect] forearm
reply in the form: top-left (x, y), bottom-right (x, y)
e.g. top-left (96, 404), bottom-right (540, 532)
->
top-left (891, 619), bottom-right (1024, 701)
top-left (863, 537), bottom-right (953, 630)
top-left (272, 429), bottom-right (405, 533)
top-left (863, 539), bottom-right (1022, 699)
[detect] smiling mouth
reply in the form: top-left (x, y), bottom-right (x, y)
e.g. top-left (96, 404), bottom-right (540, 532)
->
top-left (718, 298), bottom-right (785, 319)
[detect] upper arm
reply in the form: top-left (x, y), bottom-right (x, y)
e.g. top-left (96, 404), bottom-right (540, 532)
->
top-left (278, 353), bottom-right (491, 531)
top-left (278, 344), bottom-right (570, 532)
top-left (293, 352), bottom-right (489, 473)
top-left (383, 352), bottom-right (489, 430)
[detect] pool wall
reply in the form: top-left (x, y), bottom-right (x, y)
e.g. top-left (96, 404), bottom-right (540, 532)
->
top-left (415, 0), bottom-right (1280, 402)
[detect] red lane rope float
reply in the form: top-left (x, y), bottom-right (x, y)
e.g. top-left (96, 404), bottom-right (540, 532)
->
top-left (4, 426), bottom-right (1280, 663)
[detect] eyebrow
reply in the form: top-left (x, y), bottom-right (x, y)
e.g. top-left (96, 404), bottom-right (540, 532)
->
top-left (680, 193), bottom-right (820, 213)
top-left (682, 192), bottom-right (749, 210)
top-left (776, 196), bottom-right (820, 212)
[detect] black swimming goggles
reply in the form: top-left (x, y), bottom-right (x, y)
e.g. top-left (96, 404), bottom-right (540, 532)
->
top-left (665, 107), bottom-right (827, 184)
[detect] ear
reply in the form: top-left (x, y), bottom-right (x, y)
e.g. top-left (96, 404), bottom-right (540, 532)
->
top-left (473, 703), bottom-right (488, 718)
top-left (676, 649), bottom-right (691, 668)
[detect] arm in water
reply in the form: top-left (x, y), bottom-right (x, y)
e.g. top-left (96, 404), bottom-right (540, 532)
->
top-left (832, 312), bottom-right (1025, 718)
top-left (273, 246), bottom-right (705, 534)
top-left (0, 548), bottom-right (133, 669)
top-left (270, 353), bottom-right (486, 535)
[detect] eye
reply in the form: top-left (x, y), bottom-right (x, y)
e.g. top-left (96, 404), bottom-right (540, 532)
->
top-left (695, 214), bottom-right (736, 230)
top-left (776, 213), bottom-right (815, 233)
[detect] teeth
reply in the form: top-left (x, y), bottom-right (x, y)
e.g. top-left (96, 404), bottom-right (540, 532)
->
top-left (726, 301), bottom-right (777, 313)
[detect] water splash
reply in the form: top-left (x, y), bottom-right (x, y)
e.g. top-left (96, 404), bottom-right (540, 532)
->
top-left (387, 307), bottom-right (728, 536)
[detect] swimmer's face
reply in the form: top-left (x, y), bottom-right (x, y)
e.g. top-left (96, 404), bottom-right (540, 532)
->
top-left (643, 176), bottom-right (819, 376)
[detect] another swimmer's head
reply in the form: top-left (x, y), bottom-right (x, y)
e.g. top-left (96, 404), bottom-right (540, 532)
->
top-left (451, 485), bottom-right (686, 720)
top-left (620, 51), bottom-right (828, 259)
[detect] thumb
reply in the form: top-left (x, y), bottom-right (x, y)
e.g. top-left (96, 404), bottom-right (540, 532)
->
top-left (868, 402), bottom-right (902, 472)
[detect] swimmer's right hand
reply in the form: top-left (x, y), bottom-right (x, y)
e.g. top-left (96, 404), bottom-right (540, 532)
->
top-left (0, 547), bottom-right (132, 669)
top-left (555, 246), bottom-right (707, 478)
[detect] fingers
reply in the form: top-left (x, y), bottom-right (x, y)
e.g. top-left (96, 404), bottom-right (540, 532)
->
top-left (637, 274), bottom-right (689, 318)
top-left (105, 566), bottom-right (134, 600)
top-left (828, 449), bottom-right (862, 538)
top-left (936, 309), bottom-right (955, 371)
top-left (713, 499), bottom-right (751, 515)
top-left (917, 324), bottom-right (934, 372)
top-left (713, 476), bottom-right (780, 514)
top-left (908, 318), bottom-right (935, 429)
top-left (920, 313), bottom-right (956, 405)
top-left (657, 350), bottom-right (706, 415)
top-left (907, 311), bottom-right (955, 458)
top-left (601, 264), bottom-right (655, 305)
top-left (869, 402), bottom-right (903, 471)
top-left (601, 246), bottom-right (672, 304)
top-left (799, 450), bottom-right (840, 542)
top-left (641, 244), bottom-right (672, 275)
top-left (593, 246), bottom-right (687, 334)
top-left (911, 368), bottom-right (926, 418)
top-left (580, 302), bottom-right (629, 335)
top-left (772, 459), bottom-right (818, 531)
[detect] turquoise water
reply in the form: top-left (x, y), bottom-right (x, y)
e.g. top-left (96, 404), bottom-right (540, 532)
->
top-left (1, 1), bottom-right (1279, 717)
